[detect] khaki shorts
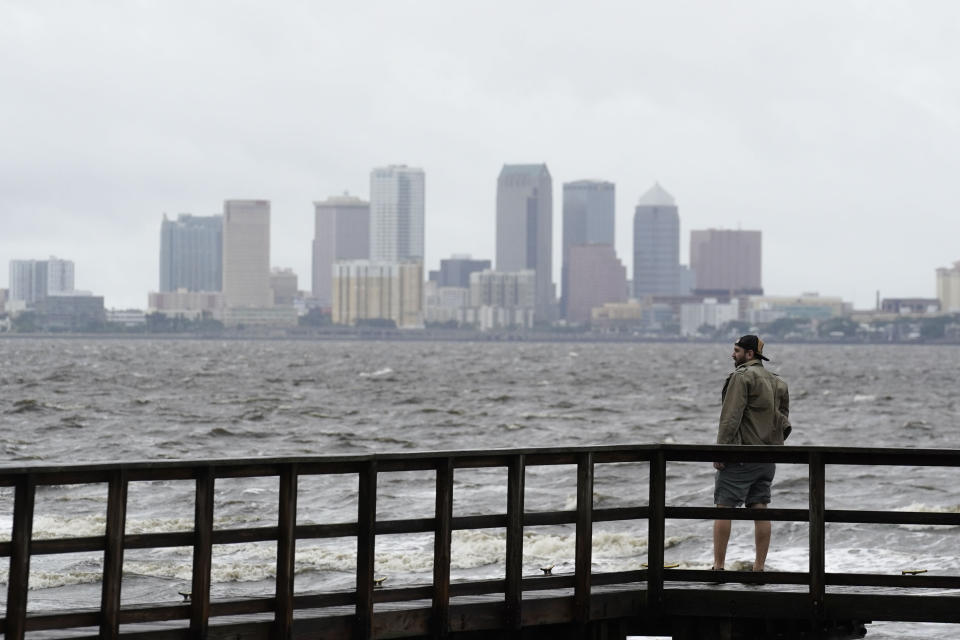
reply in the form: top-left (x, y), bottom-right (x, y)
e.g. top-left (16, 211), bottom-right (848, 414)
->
top-left (714, 462), bottom-right (776, 507)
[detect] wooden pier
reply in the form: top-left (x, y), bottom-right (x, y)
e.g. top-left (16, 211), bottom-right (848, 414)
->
top-left (2, 444), bottom-right (960, 639)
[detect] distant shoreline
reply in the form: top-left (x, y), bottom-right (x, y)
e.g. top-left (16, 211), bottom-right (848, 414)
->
top-left (1, 331), bottom-right (958, 346)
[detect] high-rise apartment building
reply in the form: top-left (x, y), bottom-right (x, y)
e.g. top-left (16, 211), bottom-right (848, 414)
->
top-left (369, 166), bottom-right (425, 263)
top-left (9, 257), bottom-right (75, 304)
top-left (312, 195), bottom-right (370, 307)
top-left (496, 164), bottom-right (554, 318)
top-left (562, 180), bottom-right (615, 317)
top-left (46, 256), bottom-right (75, 295)
top-left (565, 245), bottom-right (627, 325)
top-left (633, 183), bottom-right (680, 298)
top-left (937, 260), bottom-right (960, 312)
top-left (159, 214), bottom-right (222, 292)
top-left (331, 260), bottom-right (423, 329)
top-left (689, 229), bottom-right (763, 295)
top-left (222, 200), bottom-right (272, 308)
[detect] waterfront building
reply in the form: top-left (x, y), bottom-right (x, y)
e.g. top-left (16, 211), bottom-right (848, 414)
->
top-left (0, 288), bottom-right (7, 313)
top-left (332, 260), bottom-right (423, 329)
top-left (690, 228), bottom-right (763, 296)
top-left (680, 298), bottom-right (740, 336)
top-left (222, 200), bottom-right (273, 309)
top-left (270, 268), bottom-right (298, 306)
top-left (937, 261), bottom-right (960, 312)
top-left (565, 245), bottom-right (627, 325)
top-left (429, 255), bottom-right (491, 288)
top-left (496, 164), bottom-right (554, 319)
top-left (312, 195), bottom-right (370, 308)
top-left (159, 214), bottom-right (222, 293)
top-left (879, 298), bottom-right (940, 315)
top-left (423, 280), bottom-right (470, 325)
top-left (106, 309), bottom-right (147, 327)
top-left (148, 290), bottom-right (223, 320)
top-left (562, 180), bottom-right (615, 317)
top-left (32, 293), bottom-right (105, 332)
top-left (369, 166), bottom-right (425, 263)
top-left (633, 183), bottom-right (681, 298)
top-left (744, 293), bottom-right (847, 324)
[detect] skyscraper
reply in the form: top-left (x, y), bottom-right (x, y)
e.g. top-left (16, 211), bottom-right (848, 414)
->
top-left (689, 229), bottom-right (763, 295)
top-left (633, 183), bottom-right (680, 298)
top-left (562, 180), bottom-right (615, 317)
top-left (159, 214), bottom-right (222, 292)
top-left (222, 200), bottom-right (272, 308)
top-left (369, 165), bottom-right (425, 262)
top-left (496, 164), bottom-right (554, 318)
top-left (312, 195), bottom-right (370, 307)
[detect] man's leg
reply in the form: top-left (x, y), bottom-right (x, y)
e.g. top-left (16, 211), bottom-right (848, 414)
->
top-left (749, 503), bottom-right (770, 571)
top-left (713, 506), bottom-right (731, 570)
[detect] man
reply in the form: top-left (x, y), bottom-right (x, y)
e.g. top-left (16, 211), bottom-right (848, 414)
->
top-left (712, 335), bottom-right (790, 573)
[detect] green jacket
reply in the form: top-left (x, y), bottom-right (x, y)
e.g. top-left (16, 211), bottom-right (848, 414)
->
top-left (717, 359), bottom-right (791, 446)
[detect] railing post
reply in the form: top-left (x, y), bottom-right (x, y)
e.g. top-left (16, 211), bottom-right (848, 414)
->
top-left (647, 450), bottom-right (666, 608)
top-left (6, 474), bottom-right (36, 640)
top-left (356, 460), bottom-right (378, 640)
top-left (100, 469), bottom-right (129, 639)
top-left (275, 463), bottom-right (298, 639)
top-left (575, 452), bottom-right (594, 624)
top-left (190, 467), bottom-right (215, 639)
top-left (809, 451), bottom-right (826, 620)
top-left (432, 458), bottom-right (454, 638)
top-left (505, 455), bottom-right (525, 630)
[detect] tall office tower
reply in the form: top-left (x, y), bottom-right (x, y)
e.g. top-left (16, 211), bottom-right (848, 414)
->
top-left (159, 214), bottom-right (223, 292)
top-left (496, 164), bottom-right (554, 318)
top-left (429, 256), bottom-right (491, 288)
top-left (561, 180), bottom-right (615, 317)
top-left (633, 183), bottom-right (680, 298)
top-left (312, 195), bottom-right (370, 307)
top-left (222, 200), bottom-right (272, 308)
top-left (689, 229), bottom-right (763, 295)
top-left (565, 245), bottom-right (627, 325)
top-left (46, 256), bottom-right (75, 295)
top-left (369, 166), bottom-right (425, 262)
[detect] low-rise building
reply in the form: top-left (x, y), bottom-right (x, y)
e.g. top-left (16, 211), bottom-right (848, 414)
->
top-left (744, 293), bottom-right (847, 324)
top-left (270, 268), bottom-right (298, 306)
top-left (880, 298), bottom-right (940, 315)
top-left (680, 298), bottom-right (739, 336)
top-left (149, 290), bottom-right (223, 320)
top-left (106, 309), bottom-right (147, 327)
top-left (32, 293), bottom-right (105, 332)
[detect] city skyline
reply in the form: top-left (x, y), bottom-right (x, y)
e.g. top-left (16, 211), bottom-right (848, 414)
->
top-left (3, 3), bottom-right (960, 309)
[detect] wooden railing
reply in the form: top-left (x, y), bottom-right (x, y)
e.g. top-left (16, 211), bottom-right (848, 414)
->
top-left (2, 444), bottom-right (960, 639)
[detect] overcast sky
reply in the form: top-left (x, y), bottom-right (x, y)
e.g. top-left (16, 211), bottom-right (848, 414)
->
top-left (3, 1), bottom-right (959, 310)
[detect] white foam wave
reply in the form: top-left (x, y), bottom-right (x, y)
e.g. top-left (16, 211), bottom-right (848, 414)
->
top-left (359, 367), bottom-right (393, 378)
top-left (853, 394), bottom-right (876, 403)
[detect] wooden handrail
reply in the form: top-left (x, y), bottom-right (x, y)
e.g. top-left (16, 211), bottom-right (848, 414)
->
top-left (3, 444), bottom-right (960, 638)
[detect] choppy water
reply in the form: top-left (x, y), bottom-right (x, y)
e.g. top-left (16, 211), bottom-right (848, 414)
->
top-left (2, 338), bottom-right (960, 638)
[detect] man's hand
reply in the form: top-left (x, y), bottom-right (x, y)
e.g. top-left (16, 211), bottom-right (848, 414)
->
top-left (713, 462), bottom-right (725, 470)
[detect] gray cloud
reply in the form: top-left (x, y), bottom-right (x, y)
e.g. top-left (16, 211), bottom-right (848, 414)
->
top-left (2, 0), bottom-right (959, 308)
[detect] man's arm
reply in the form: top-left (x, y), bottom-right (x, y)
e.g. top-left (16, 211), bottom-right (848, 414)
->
top-left (717, 372), bottom-right (747, 445)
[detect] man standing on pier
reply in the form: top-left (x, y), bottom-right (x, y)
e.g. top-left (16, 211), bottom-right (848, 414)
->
top-left (712, 335), bottom-right (790, 573)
